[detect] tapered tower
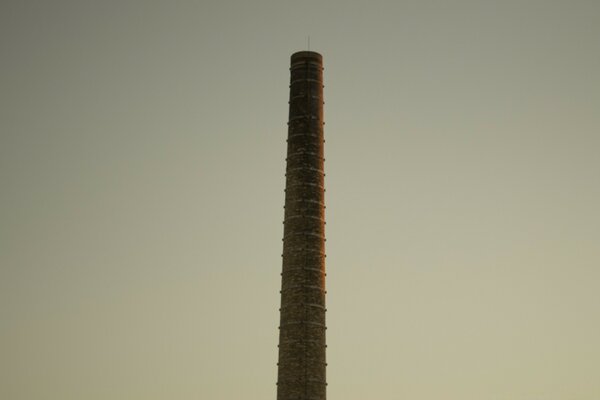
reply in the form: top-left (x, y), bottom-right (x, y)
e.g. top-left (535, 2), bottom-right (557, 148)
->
top-left (277, 51), bottom-right (326, 400)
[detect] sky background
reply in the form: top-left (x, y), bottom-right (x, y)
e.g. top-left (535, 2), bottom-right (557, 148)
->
top-left (2, 1), bottom-right (600, 399)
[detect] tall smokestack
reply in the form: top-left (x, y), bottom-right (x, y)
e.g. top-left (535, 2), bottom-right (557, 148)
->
top-left (277, 51), bottom-right (326, 400)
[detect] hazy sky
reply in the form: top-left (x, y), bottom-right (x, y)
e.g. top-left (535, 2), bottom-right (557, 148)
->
top-left (2, 1), bottom-right (600, 399)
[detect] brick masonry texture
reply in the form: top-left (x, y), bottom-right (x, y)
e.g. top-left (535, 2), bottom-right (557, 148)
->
top-left (277, 51), bottom-right (327, 400)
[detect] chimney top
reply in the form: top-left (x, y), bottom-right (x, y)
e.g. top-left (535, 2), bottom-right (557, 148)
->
top-left (291, 51), bottom-right (323, 64)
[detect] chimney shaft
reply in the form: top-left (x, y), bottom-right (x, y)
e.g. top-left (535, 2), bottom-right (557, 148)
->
top-left (277, 51), bottom-right (326, 400)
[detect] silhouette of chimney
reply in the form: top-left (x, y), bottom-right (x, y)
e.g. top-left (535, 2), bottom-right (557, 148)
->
top-left (277, 51), bottom-right (326, 400)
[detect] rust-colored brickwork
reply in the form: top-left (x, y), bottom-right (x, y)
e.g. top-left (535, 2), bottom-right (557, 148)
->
top-left (277, 51), bottom-right (326, 400)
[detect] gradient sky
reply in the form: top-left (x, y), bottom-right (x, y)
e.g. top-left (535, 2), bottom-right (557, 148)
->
top-left (2, 1), bottom-right (600, 399)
